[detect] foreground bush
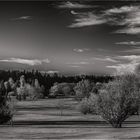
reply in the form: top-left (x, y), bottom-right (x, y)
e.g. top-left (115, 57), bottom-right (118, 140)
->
top-left (96, 74), bottom-right (140, 128)
top-left (0, 84), bottom-right (13, 124)
top-left (0, 103), bottom-right (13, 124)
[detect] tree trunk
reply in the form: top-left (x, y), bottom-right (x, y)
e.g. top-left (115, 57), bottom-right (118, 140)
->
top-left (111, 122), bottom-right (122, 128)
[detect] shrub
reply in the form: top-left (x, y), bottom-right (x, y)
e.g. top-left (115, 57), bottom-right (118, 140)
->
top-left (96, 74), bottom-right (140, 128)
top-left (92, 82), bottom-right (103, 94)
top-left (16, 86), bottom-right (28, 100)
top-left (78, 94), bottom-right (98, 115)
top-left (0, 103), bottom-right (13, 124)
top-left (0, 87), bottom-right (13, 124)
top-left (26, 84), bottom-right (35, 100)
top-left (78, 98), bottom-right (90, 114)
top-left (26, 79), bottom-right (44, 100)
top-left (74, 80), bottom-right (93, 101)
top-left (33, 79), bottom-right (44, 99)
top-left (49, 83), bottom-right (75, 97)
top-left (16, 75), bottom-right (27, 100)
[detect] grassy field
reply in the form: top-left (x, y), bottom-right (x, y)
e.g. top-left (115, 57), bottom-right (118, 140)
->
top-left (0, 98), bottom-right (140, 139)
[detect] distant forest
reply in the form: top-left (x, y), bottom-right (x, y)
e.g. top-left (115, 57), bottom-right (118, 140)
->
top-left (0, 70), bottom-right (113, 96)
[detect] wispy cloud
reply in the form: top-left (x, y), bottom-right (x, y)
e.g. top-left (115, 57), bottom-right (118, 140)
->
top-left (116, 55), bottom-right (140, 62)
top-left (122, 48), bottom-right (140, 53)
top-left (58, 1), bottom-right (93, 9)
top-left (67, 5), bottom-right (140, 32)
top-left (92, 57), bottom-right (119, 63)
top-left (108, 5), bottom-right (140, 35)
top-left (116, 41), bottom-right (140, 45)
top-left (12, 16), bottom-right (32, 21)
top-left (115, 27), bottom-right (140, 35)
top-left (69, 65), bottom-right (81, 68)
top-left (67, 60), bottom-right (90, 68)
top-left (68, 5), bottom-right (140, 28)
top-left (70, 10), bottom-right (79, 15)
top-left (69, 12), bottom-right (107, 28)
top-left (40, 70), bottom-right (59, 74)
top-left (0, 58), bottom-right (50, 66)
top-left (46, 70), bottom-right (59, 74)
top-left (73, 48), bottom-right (90, 53)
top-left (105, 6), bottom-right (139, 15)
top-left (67, 61), bottom-right (90, 65)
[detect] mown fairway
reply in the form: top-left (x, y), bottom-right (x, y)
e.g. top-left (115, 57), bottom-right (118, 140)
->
top-left (0, 98), bottom-right (140, 139)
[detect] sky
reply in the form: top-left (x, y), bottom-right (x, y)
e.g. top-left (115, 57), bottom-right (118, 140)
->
top-left (1, 1), bottom-right (140, 75)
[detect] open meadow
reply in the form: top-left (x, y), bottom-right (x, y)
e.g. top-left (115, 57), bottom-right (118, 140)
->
top-left (0, 98), bottom-right (140, 139)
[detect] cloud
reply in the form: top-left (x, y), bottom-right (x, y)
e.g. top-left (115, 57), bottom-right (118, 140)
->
top-left (42, 58), bottom-right (50, 63)
top-left (68, 5), bottom-right (140, 28)
top-left (0, 58), bottom-right (50, 66)
top-left (116, 41), bottom-right (140, 45)
top-left (92, 57), bottom-right (118, 63)
top-left (70, 10), bottom-right (79, 15)
top-left (69, 12), bottom-right (107, 28)
top-left (107, 55), bottom-right (140, 74)
top-left (122, 48), bottom-right (140, 53)
top-left (58, 1), bottom-right (93, 9)
top-left (107, 63), bottom-right (139, 75)
top-left (69, 65), bottom-right (81, 68)
top-left (115, 27), bottom-right (140, 35)
top-left (67, 60), bottom-right (90, 68)
top-left (12, 16), bottom-right (32, 21)
top-left (73, 48), bottom-right (90, 53)
top-left (40, 70), bottom-right (59, 74)
top-left (108, 5), bottom-right (140, 35)
top-left (46, 71), bottom-right (59, 74)
top-left (67, 5), bottom-right (140, 31)
top-left (116, 55), bottom-right (140, 61)
top-left (67, 61), bottom-right (89, 65)
top-left (105, 6), bottom-right (139, 15)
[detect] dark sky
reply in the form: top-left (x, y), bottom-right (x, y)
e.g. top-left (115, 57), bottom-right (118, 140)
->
top-left (0, 1), bottom-right (140, 75)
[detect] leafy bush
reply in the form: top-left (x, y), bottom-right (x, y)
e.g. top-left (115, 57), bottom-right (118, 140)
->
top-left (26, 79), bottom-right (44, 100)
top-left (96, 74), bottom-right (140, 128)
top-left (16, 86), bottom-right (28, 100)
top-left (92, 82), bottom-right (104, 94)
top-left (16, 77), bottom-right (44, 100)
top-left (0, 103), bottom-right (13, 124)
top-left (0, 83), bottom-right (13, 124)
top-left (32, 79), bottom-right (44, 99)
top-left (78, 94), bottom-right (98, 115)
top-left (74, 80), bottom-right (94, 101)
top-left (49, 83), bottom-right (75, 97)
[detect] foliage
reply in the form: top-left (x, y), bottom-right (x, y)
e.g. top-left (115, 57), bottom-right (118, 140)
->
top-left (16, 86), bottom-right (28, 100)
top-left (78, 94), bottom-right (98, 115)
top-left (49, 83), bottom-right (75, 97)
top-left (74, 80), bottom-right (94, 101)
top-left (96, 74), bottom-right (140, 128)
top-left (0, 70), bottom-right (113, 97)
top-left (0, 82), bottom-right (13, 124)
top-left (34, 79), bottom-right (44, 99)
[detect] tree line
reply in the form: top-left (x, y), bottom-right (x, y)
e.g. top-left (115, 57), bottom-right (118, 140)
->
top-left (0, 70), bottom-right (113, 96)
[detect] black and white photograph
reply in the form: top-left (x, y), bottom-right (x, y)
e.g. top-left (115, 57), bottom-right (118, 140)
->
top-left (1, 0), bottom-right (140, 139)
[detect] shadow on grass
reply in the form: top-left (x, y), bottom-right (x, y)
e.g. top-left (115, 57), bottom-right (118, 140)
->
top-left (12, 120), bottom-right (140, 126)
top-left (16, 106), bottom-right (74, 111)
